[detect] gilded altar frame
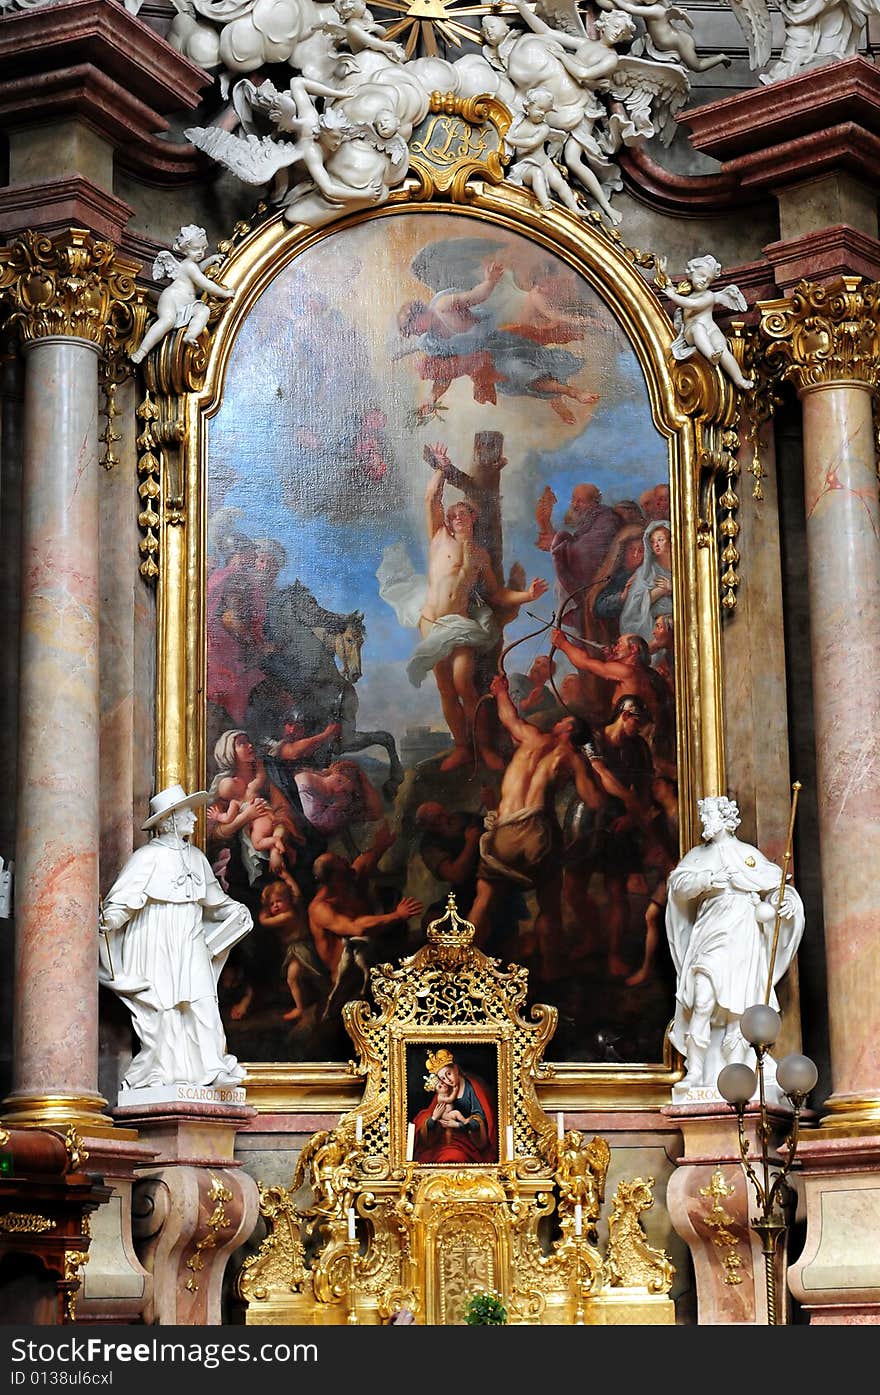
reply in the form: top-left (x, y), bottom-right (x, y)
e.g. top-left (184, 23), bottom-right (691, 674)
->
top-left (143, 115), bottom-right (738, 1113)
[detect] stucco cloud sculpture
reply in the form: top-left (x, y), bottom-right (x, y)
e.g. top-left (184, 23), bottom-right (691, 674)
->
top-left (177, 0), bottom-right (699, 228)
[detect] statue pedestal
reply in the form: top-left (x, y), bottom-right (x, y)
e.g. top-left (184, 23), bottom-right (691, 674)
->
top-left (76, 1133), bottom-right (158, 1325)
top-left (662, 1102), bottom-right (800, 1325)
top-left (117, 1083), bottom-right (246, 1108)
top-left (679, 56), bottom-right (880, 290)
top-left (114, 1101), bottom-right (259, 1326)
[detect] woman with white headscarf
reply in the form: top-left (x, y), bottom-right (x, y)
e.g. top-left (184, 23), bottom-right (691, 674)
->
top-left (208, 729), bottom-right (301, 886)
top-left (618, 519), bottom-right (673, 645)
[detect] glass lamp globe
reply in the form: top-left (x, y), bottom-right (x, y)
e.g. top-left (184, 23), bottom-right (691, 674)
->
top-left (776, 1052), bottom-right (818, 1099)
top-left (740, 1004), bottom-right (781, 1048)
top-left (718, 1062), bottom-right (757, 1105)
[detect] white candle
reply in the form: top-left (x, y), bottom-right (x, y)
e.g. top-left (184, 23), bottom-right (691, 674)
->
top-left (347, 1207), bottom-right (356, 1242)
top-left (556, 1112), bottom-right (564, 1141)
top-left (574, 1203), bottom-right (583, 1237)
top-left (506, 1124), bottom-right (514, 1159)
top-left (406, 1122), bottom-right (415, 1161)
top-left (355, 1113), bottom-right (363, 1144)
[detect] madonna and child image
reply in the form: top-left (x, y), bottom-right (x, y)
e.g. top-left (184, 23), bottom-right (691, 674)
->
top-left (407, 1044), bottom-right (499, 1165)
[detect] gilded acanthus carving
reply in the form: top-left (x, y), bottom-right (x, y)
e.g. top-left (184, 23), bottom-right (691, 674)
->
top-left (64, 1126), bottom-right (88, 1172)
top-left (604, 1177), bottom-right (674, 1294)
top-left (699, 1169), bottom-right (744, 1287)
top-left (62, 1247), bottom-right (89, 1324)
top-left (135, 393), bottom-right (162, 583)
top-left (0, 228), bottom-right (146, 355)
top-left (184, 1174), bottom-right (234, 1294)
top-left (0, 1212), bottom-right (57, 1234)
top-left (759, 276), bottom-right (880, 393)
top-left (238, 1185), bottom-right (308, 1303)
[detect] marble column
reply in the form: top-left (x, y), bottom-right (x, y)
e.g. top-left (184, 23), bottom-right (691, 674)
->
top-left (760, 278), bottom-right (880, 1130)
top-left (7, 334), bottom-right (105, 1126)
top-left (0, 229), bottom-right (143, 1129)
top-left (799, 378), bottom-right (880, 1111)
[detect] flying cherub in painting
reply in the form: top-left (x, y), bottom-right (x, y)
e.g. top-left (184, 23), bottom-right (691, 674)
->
top-left (393, 236), bottom-right (599, 425)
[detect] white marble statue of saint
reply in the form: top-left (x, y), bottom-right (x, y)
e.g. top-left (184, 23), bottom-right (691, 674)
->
top-left (98, 783), bottom-right (253, 1092)
top-left (666, 794), bottom-right (805, 1101)
top-left (727, 0), bottom-right (880, 84)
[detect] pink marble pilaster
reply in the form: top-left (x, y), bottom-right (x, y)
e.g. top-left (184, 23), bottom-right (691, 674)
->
top-left (76, 1132), bottom-right (158, 1324)
top-left (799, 380), bottom-right (880, 1113)
top-left (787, 1132), bottom-right (880, 1323)
top-left (4, 334), bottom-right (107, 1126)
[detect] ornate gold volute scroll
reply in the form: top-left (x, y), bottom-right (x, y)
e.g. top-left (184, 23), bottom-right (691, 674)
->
top-left (133, 258), bottom-right (237, 581)
top-left (137, 332), bottom-right (208, 549)
top-left (407, 93), bottom-right (512, 201)
top-left (237, 896), bottom-right (675, 1325)
top-left (0, 227), bottom-right (145, 351)
top-left (758, 275), bottom-right (880, 392)
top-left (730, 322), bottom-right (784, 503)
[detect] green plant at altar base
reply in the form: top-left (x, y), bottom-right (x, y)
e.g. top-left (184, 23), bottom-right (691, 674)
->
top-left (464, 1290), bottom-right (508, 1325)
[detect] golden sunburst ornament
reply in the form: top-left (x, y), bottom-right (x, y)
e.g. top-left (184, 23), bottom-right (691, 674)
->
top-left (371, 0), bottom-right (498, 58)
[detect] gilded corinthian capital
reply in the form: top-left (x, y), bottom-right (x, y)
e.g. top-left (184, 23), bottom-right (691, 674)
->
top-left (0, 227), bottom-right (146, 353)
top-left (758, 276), bottom-right (880, 392)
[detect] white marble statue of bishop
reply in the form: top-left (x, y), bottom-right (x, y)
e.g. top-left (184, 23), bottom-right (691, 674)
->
top-left (666, 794), bottom-right (805, 1102)
top-left (98, 783), bottom-right (253, 1093)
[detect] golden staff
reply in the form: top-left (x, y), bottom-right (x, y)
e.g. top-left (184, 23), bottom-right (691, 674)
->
top-left (764, 781), bottom-right (801, 1005)
top-left (98, 896), bottom-right (115, 981)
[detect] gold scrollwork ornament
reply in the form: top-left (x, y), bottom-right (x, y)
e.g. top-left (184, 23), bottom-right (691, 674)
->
top-left (699, 1169), bottom-right (744, 1286)
top-left (759, 276), bottom-right (880, 392)
top-left (408, 94), bottom-right (512, 201)
top-left (185, 1174), bottom-right (233, 1293)
top-left (0, 228), bottom-right (145, 353)
top-left (0, 1212), bottom-right (56, 1233)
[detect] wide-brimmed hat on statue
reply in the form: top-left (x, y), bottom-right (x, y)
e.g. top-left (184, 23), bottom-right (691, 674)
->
top-left (142, 783), bottom-right (209, 830)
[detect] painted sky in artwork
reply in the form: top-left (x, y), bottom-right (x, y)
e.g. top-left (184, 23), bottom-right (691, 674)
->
top-left (208, 212), bottom-right (668, 746)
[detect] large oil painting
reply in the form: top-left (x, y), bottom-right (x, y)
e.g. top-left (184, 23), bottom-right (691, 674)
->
top-left (206, 211), bottom-right (677, 1067)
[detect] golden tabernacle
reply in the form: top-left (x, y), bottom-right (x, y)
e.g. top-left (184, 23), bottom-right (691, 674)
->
top-left (237, 898), bottom-right (674, 1325)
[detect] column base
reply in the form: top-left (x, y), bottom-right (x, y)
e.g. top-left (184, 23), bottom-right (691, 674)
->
top-left (1, 1090), bottom-right (120, 1135)
top-left (814, 1093), bottom-right (880, 1137)
top-left (788, 1133), bottom-right (880, 1323)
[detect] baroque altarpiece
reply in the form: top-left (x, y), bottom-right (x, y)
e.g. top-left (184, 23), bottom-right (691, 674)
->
top-left (138, 92), bottom-right (737, 1323)
top-left (3, 0), bottom-right (880, 1329)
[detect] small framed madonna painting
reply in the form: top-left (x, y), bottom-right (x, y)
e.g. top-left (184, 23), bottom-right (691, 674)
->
top-left (404, 1041), bottom-right (503, 1168)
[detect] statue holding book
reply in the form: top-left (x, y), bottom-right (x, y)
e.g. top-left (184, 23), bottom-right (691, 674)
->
top-left (98, 783), bottom-right (253, 1091)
